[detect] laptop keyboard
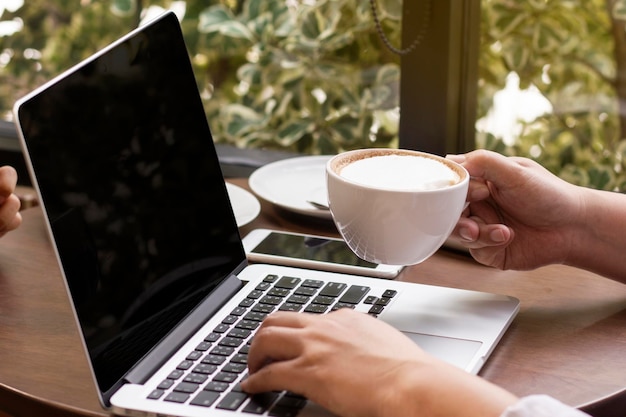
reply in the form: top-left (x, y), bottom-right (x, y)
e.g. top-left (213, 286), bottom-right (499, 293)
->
top-left (146, 273), bottom-right (397, 415)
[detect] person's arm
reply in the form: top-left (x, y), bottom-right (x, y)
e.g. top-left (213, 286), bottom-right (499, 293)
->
top-left (0, 165), bottom-right (21, 237)
top-left (242, 309), bottom-right (518, 417)
top-left (567, 186), bottom-right (626, 282)
top-left (447, 150), bottom-right (626, 283)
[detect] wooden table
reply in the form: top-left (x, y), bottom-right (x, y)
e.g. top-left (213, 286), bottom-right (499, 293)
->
top-left (1, 178), bottom-right (625, 417)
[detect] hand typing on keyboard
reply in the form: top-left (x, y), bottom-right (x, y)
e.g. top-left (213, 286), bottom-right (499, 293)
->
top-left (241, 309), bottom-right (518, 417)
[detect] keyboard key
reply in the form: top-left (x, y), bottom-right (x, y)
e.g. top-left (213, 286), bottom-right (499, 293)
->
top-left (255, 281), bottom-right (272, 291)
top-left (222, 315), bottom-right (238, 324)
top-left (167, 369), bottom-right (184, 379)
top-left (183, 373), bottom-right (208, 384)
top-left (228, 328), bottom-right (252, 339)
top-left (147, 389), bottom-right (164, 400)
top-left (231, 306), bottom-right (247, 316)
top-left (219, 336), bottom-right (244, 348)
top-left (259, 295), bottom-right (284, 305)
top-left (286, 294), bottom-right (310, 304)
top-left (164, 391), bottom-right (190, 403)
top-left (311, 295), bottom-right (335, 305)
top-left (210, 345), bottom-right (235, 356)
top-left (205, 332), bottom-right (221, 342)
top-left (276, 393), bottom-right (307, 409)
top-left (301, 279), bottom-right (323, 288)
top-left (339, 285), bottom-right (370, 304)
top-left (364, 295), bottom-right (378, 304)
top-left (252, 303), bottom-right (275, 314)
top-left (157, 379), bottom-right (174, 390)
top-left (278, 303), bottom-right (302, 312)
top-left (204, 381), bottom-right (229, 392)
top-left (304, 304), bottom-right (328, 314)
top-left (231, 353), bottom-right (248, 364)
top-left (176, 360), bottom-right (193, 370)
top-left (213, 371), bottom-right (239, 383)
top-left (236, 319), bottom-right (261, 330)
top-left (268, 287), bottom-right (291, 297)
top-left (275, 276), bottom-right (301, 289)
top-left (375, 297), bottom-right (391, 306)
top-left (195, 341), bottom-right (212, 351)
top-left (247, 290), bottom-right (264, 299)
top-left (217, 392), bottom-right (248, 410)
top-left (186, 351), bottom-right (203, 361)
top-left (244, 311), bottom-right (267, 321)
top-left (319, 282), bottom-right (347, 297)
top-left (190, 390), bottom-right (220, 407)
top-left (263, 274), bottom-right (279, 283)
top-left (231, 380), bottom-right (245, 392)
top-left (332, 302), bottom-right (356, 311)
top-left (213, 323), bottom-right (230, 333)
top-left (222, 362), bottom-right (247, 373)
top-left (382, 289), bottom-right (398, 298)
top-left (294, 286), bottom-right (317, 296)
top-left (193, 363), bottom-right (218, 375)
top-left (173, 381), bottom-right (200, 394)
top-left (242, 392), bottom-right (281, 414)
top-left (202, 354), bottom-right (227, 365)
top-left (368, 305), bottom-right (385, 315)
top-left (239, 298), bottom-right (255, 307)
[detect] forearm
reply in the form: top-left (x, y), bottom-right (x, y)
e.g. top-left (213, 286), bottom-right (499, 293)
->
top-left (389, 360), bottom-right (518, 417)
top-left (566, 187), bottom-right (626, 283)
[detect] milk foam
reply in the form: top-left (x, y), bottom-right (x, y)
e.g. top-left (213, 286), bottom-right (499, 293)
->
top-left (340, 154), bottom-right (459, 191)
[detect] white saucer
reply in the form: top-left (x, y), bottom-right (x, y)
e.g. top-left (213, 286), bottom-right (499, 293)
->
top-left (225, 182), bottom-right (261, 227)
top-left (248, 155), bottom-right (333, 220)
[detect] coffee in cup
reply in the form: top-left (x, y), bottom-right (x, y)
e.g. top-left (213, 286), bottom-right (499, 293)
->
top-left (326, 148), bottom-right (469, 265)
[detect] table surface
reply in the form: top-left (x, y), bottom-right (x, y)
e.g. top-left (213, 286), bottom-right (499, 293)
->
top-left (1, 178), bottom-right (625, 417)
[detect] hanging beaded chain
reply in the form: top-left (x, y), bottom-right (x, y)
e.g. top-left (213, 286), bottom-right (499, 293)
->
top-left (368, 0), bottom-right (432, 55)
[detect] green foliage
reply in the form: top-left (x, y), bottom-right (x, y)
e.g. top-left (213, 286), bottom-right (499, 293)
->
top-left (3, 0), bottom-right (626, 191)
top-left (0, 0), bottom-right (401, 155)
top-left (195, 0), bottom-right (401, 154)
top-left (480, 0), bottom-right (626, 192)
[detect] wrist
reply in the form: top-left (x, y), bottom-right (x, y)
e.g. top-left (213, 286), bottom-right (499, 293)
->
top-left (384, 359), bottom-right (517, 417)
top-left (565, 186), bottom-right (626, 281)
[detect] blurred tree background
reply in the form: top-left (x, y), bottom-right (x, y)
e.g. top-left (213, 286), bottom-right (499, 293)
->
top-left (479, 0), bottom-right (626, 191)
top-left (0, 0), bottom-right (401, 155)
top-left (3, 0), bottom-right (626, 191)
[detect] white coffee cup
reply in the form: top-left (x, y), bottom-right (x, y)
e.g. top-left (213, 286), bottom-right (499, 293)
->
top-left (326, 148), bottom-right (469, 265)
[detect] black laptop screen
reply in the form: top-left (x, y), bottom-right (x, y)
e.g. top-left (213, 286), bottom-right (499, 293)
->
top-left (15, 13), bottom-right (245, 395)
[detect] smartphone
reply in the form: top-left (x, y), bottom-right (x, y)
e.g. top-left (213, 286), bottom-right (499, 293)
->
top-left (242, 228), bottom-right (403, 279)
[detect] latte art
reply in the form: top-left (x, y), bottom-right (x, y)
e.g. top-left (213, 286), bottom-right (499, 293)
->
top-left (339, 155), bottom-right (460, 191)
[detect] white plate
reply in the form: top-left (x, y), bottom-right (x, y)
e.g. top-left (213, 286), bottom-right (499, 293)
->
top-left (248, 155), bottom-right (333, 219)
top-left (226, 182), bottom-right (261, 227)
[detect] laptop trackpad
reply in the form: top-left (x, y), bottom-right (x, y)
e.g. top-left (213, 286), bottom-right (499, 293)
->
top-left (401, 331), bottom-right (482, 370)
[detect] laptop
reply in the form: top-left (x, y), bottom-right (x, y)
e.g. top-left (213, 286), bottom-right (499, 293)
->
top-left (13, 11), bottom-right (519, 417)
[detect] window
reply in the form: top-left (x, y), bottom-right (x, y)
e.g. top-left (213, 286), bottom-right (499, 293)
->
top-left (10, 1), bottom-right (619, 190)
top-left (0, 0), bottom-right (409, 158)
top-left (476, 1), bottom-right (626, 191)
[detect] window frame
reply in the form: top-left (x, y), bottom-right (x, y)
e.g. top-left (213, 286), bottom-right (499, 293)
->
top-left (399, 0), bottom-right (480, 156)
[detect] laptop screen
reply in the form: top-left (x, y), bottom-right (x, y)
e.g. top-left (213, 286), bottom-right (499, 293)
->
top-left (15, 12), bottom-right (245, 396)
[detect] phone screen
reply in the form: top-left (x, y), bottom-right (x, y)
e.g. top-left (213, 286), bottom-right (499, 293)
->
top-left (252, 232), bottom-right (378, 268)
